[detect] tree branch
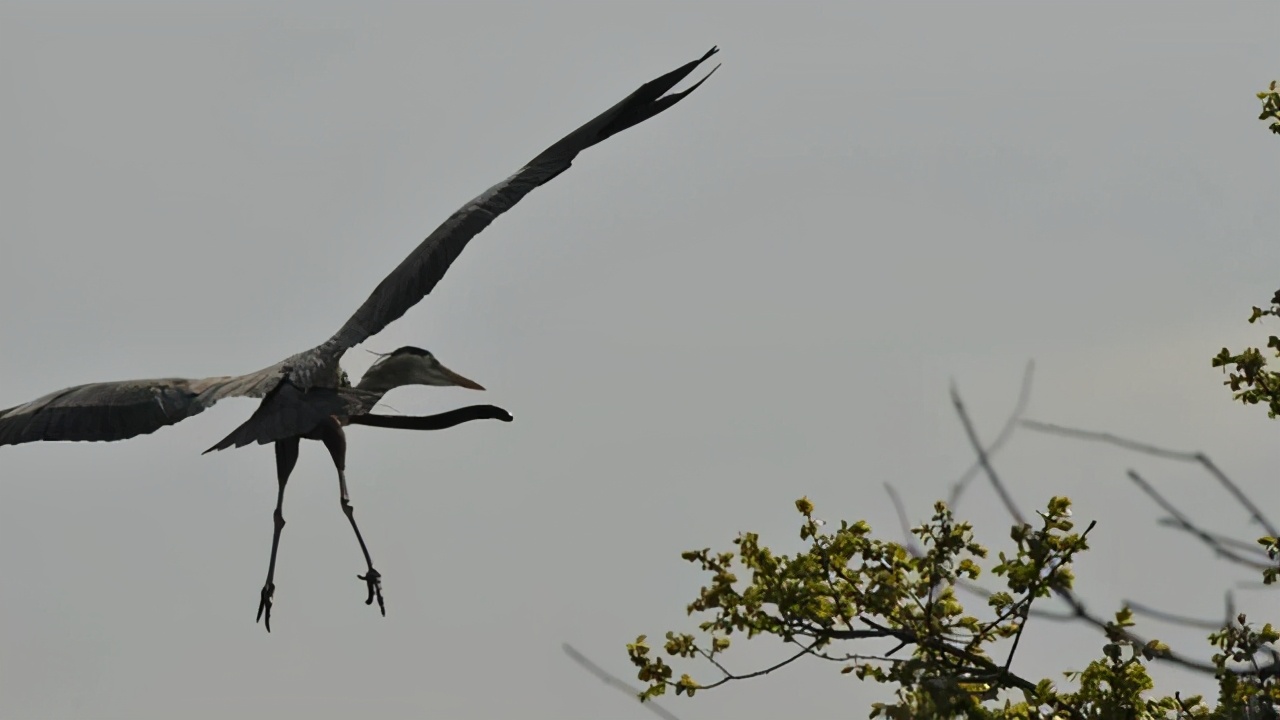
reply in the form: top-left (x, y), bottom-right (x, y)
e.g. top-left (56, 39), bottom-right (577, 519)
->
top-left (562, 644), bottom-right (685, 720)
top-left (884, 483), bottom-right (924, 557)
top-left (1154, 521), bottom-right (1273, 557)
top-left (1127, 469), bottom-right (1272, 570)
top-left (1124, 599), bottom-right (1230, 631)
top-left (1020, 420), bottom-right (1278, 538)
top-left (691, 641), bottom-right (818, 690)
top-left (953, 398), bottom-right (1263, 677)
top-left (951, 383), bottom-right (1025, 525)
top-left (949, 360), bottom-right (1035, 511)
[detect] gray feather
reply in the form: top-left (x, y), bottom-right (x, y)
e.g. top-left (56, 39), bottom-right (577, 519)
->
top-left (0, 370), bottom-right (279, 446)
top-left (314, 47), bottom-right (720, 362)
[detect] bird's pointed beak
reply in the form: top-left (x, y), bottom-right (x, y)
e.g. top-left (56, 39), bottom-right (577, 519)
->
top-left (437, 363), bottom-right (485, 391)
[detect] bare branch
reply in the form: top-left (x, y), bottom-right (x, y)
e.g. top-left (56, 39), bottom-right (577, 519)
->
top-left (950, 382), bottom-right (1026, 525)
top-left (1155, 519), bottom-right (1273, 557)
top-left (1124, 601), bottom-right (1227, 631)
top-left (950, 360), bottom-right (1035, 510)
top-left (780, 636), bottom-right (914, 668)
top-left (884, 483), bottom-right (923, 557)
top-left (959, 413), bottom-right (1266, 677)
top-left (1020, 420), bottom-right (1278, 538)
top-left (1233, 580), bottom-right (1274, 591)
top-left (1050, 591), bottom-right (1221, 675)
top-left (1128, 470), bottom-right (1272, 570)
top-left (1051, 584), bottom-right (1274, 677)
top-left (691, 642), bottom-right (818, 690)
top-left (562, 644), bottom-right (685, 720)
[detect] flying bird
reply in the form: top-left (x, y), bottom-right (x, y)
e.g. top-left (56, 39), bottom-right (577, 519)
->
top-left (0, 47), bottom-right (719, 631)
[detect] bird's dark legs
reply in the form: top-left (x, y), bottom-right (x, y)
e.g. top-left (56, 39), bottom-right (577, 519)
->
top-left (258, 437), bottom-right (299, 632)
top-left (319, 418), bottom-right (385, 617)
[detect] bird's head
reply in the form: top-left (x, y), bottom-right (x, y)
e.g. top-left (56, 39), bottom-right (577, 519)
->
top-left (356, 347), bottom-right (485, 393)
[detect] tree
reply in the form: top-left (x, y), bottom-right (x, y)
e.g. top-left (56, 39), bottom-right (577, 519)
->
top-left (622, 83), bottom-right (1280, 719)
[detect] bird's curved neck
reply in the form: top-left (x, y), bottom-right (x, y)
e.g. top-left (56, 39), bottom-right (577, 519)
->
top-left (355, 359), bottom-right (418, 394)
top-left (355, 374), bottom-right (399, 394)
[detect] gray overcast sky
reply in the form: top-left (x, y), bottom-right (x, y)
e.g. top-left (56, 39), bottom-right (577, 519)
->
top-left (1, 2), bottom-right (1277, 718)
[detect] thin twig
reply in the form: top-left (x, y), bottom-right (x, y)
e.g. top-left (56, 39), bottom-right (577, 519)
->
top-left (1194, 452), bottom-right (1279, 538)
top-left (1003, 520), bottom-right (1095, 676)
top-left (1020, 420), bottom-right (1278, 538)
top-left (959, 416), bottom-right (1259, 676)
top-left (1154, 519), bottom-right (1273, 557)
top-left (955, 579), bottom-right (1077, 621)
top-left (950, 361), bottom-right (1035, 510)
top-left (1124, 601), bottom-right (1227, 631)
top-left (1001, 604), bottom-right (1029, 677)
top-left (562, 644), bottom-right (684, 720)
top-left (1021, 420), bottom-right (1200, 460)
top-left (1233, 580), bottom-right (1274, 591)
top-left (884, 483), bottom-right (923, 557)
top-left (1050, 590), bottom-right (1224, 675)
top-left (691, 642), bottom-right (817, 690)
top-left (951, 382), bottom-right (1026, 525)
top-left (1128, 470), bottom-right (1272, 570)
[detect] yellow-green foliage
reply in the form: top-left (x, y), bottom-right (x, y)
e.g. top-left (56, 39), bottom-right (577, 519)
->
top-left (629, 498), bottom-right (1278, 719)
top-left (1214, 290), bottom-right (1280, 421)
top-left (1259, 81), bottom-right (1280, 135)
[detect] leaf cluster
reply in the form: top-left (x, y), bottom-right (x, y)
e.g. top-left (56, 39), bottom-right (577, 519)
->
top-left (628, 498), bottom-right (1279, 718)
top-left (1259, 81), bottom-right (1280, 135)
top-left (1212, 290), bottom-right (1280, 417)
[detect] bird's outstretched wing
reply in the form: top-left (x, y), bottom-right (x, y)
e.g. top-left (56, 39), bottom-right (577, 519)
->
top-left (0, 370), bottom-right (283, 447)
top-left (315, 46), bottom-right (719, 361)
top-left (0, 48), bottom-right (719, 446)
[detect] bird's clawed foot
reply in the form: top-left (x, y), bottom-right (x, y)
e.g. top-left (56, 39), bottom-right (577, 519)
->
top-left (359, 568), bottom-right (386, 616)
top-left (257, 581), bottom-right (276, 632)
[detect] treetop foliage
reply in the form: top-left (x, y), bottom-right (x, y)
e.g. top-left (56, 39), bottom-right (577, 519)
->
top-left (621, 81), bottom-right (1280, 719)
top-left (629, 498), bottom-right (1279, 718)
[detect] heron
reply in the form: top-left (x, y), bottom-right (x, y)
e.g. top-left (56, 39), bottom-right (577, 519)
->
top-left (0, 47), bottom-right (719, 631)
